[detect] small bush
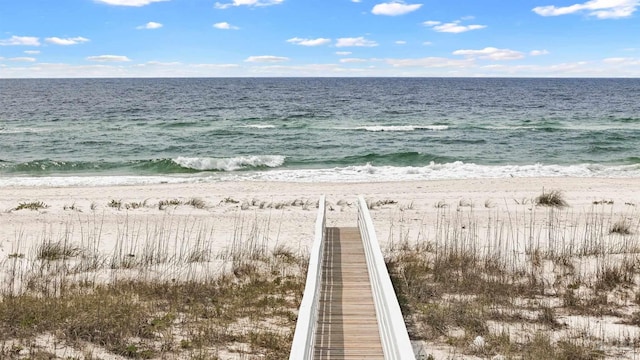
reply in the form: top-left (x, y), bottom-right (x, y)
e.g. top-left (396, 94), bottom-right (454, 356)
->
top-left (185, 198), bottom-right (206, 209)
top-left (535, 190), bottom-right (568, 208)
top-left (107, 199), bottom-right (122, 210)
top-left (37, 241), bottom-right (80, 261)
top-left (610, 220), bottom-right (632, 235)
top-left (14, 201), bottom-right (49, 211)
top-left (158, 199), bottom-right (182, 210)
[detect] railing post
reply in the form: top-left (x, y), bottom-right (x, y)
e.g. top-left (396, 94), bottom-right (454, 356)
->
top-left (289, 195), bottom-right (326, 360)
top-left (357, 195), bottom-right (416, 360)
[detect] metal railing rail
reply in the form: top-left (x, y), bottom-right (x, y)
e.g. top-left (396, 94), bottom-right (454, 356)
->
top-left (289, 195), bottom-right (326, 360)
top-left (357, 195), bottom-right (416, 360)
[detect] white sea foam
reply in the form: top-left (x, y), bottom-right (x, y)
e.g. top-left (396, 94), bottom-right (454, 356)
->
top-left (240, 124), bottom-right (277, 129)
top-left (339, 125), bottom-right (449, 132)
top-left (2, 162), bottom-right (639, 187)
top-left (173, 155), bottom-right (286, 171)
top-left (219, 162), bottom-right (640, 182)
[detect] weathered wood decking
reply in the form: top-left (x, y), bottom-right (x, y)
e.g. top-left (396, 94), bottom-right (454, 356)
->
top-left (314, 227), bottom-right (385, 359)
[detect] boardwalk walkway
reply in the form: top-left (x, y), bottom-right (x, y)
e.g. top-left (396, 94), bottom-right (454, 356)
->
top-left (314, 227), bottom-right (385, 359)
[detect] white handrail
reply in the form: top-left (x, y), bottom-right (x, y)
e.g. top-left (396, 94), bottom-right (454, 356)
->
top-left (357, 195), bottom-right (416, 360)
top-left (289, 195), bottom-right (326, 360)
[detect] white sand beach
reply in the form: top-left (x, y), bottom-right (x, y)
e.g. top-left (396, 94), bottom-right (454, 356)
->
top-left (2, 177), bottom-right (640, 359)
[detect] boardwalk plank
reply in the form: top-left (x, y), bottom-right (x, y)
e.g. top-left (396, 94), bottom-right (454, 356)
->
top-left (314, 227), bottom-right (385, 360)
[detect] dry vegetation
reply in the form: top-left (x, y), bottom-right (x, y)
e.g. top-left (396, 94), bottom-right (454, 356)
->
top-left (385, 190), bottom-right (640, 359)
top-left (0, 201), bottom-right (307, 360)
top-left (4, 189), bottom-right (640, 359)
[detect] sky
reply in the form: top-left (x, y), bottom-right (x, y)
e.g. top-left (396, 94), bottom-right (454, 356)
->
top-left (0, 0), bottom-right (639, 78)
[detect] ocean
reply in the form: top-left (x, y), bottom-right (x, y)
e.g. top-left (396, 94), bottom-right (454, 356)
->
top-left (1, 77), bottom-right (639, 187)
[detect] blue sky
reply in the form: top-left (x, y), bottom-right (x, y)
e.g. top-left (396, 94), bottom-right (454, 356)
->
top-left (1, 0), bottom-right (639, 77)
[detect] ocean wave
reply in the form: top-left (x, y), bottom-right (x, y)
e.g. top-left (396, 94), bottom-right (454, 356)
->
top-left (334, 152), bottom-right (459, 166)
top-left (240, 124), bottom-right (277, 129)
top-left (343, 125), bottom-right (449, 132)
top-left (173, 155), bottom-right (286, 171)
top-left (220, 161), bottom-right (640, 182)
top-left (3, 161), bottom-right (640, 187)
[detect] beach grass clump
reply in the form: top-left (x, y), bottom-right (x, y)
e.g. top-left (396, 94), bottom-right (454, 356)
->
top-left (535, 189), bottom-right (568, 208)
top-left (14, 201), bottom-right (49, 211)
top-left (125, 200), bottom-right (148, 210)
top-left (63, 202), bottom-right (80, 211)
top-left (36, 240), bottom-right (80, 261)
top-left (610, 219), bottom-right (632, 235)
top-left (107, 199), bottom-right (122, 210)
top-left (158, 198), bottom-right (182, 210)
top-left (185, 197), bottom-right (207, 209)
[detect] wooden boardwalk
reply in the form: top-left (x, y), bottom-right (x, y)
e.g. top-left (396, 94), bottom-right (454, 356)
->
top-left (314, 227), bottom-right (385, 359)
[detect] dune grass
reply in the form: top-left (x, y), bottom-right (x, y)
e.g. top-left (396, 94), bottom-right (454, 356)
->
top-left (0, 211), bottom-right (305, 360)
top-left (385, 199), bottom-right (640, 359)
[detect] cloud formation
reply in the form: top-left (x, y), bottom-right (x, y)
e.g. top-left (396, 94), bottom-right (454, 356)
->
top-left (336, 37), bottom-right (378, 47)
top-left (213, 22), bottom-right (240, 30)
top-left (453, 47), bottom-right (525, 60)
top-left (340, 58), bottom-right (368, 63)
top-left (533, 0), bottom-right (639, 19)
top-left (215, 0), bottom-right (283, 9)
top-left (530, 49), bottom-right (550, 56)
top-left (287, 37), bottom-right (331, 46)
top-left (0, 36), bottom-right (40, 46)
top-left (9, 57), bottom-right (36, 62)
top-left (386, 56), bottom-right (473, 68)
top-left (137, 22), bottom-right (163, 30)
top-left (95, 0), bottom-right (168, 6)
top-left (424, 20), bottom-right (487, 33)
top-left (87, 55), bottom-right (132, 62)
top-left (244, 55), bottom-right (289, 62)
top-left (45, 37), bottom-right (90, 45)
top-left (372, 1), bottom-right (422, 16)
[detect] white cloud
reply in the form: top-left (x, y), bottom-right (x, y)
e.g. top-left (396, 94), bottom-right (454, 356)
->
top-left (0, 36), bottom-right (40, 46)
top-left (530, 49), bottom-right (550, 56)
top-left (424, 20), bottom-right (487, 33)
top-left (533, 0), bottom-right (639, 19)
top-left (137, 22), bottom-right (163, 30)
top-left (603, 57), bottom-right (640, 65)
top-left (95, 0), bottom-right (168, 6)
top-left (386, 56), bottom-right (474, 68)
top-left (245, 55), bottom-right (289, 62)
top-left (287, 37), bottom-right (331, 46)
top-left (395, 40), bottom-right (407, 45)
top-left (213, 22), bottom-right (240, 30)
top-left (336, 51), bottom-right (352, 56)
top-left (336, 37), bottom-right (378, 47)
top-left (340, 58), bottom-right (368, 63)
top-left (9, 57), bottom-right (36, 62)
top-left (24, 50), bottom-right (41, 54)
top-left (45, 37), bottom-right (90, 45)
top-left (215, 0), bottom-right (283, 9)
top-left (87, 55), bottom-right (132, 62)
top-left (372, 1), bottom-right (422, 16)
top-left (453, 47), bottom-right (525, 60)
top-left (144, 61), bottom-right (182, 66)
top-left (422, 41), bottom-right (433, 46)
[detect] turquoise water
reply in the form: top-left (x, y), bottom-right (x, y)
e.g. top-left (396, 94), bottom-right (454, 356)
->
top-left (1, 78), bottom-right (639, 186)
